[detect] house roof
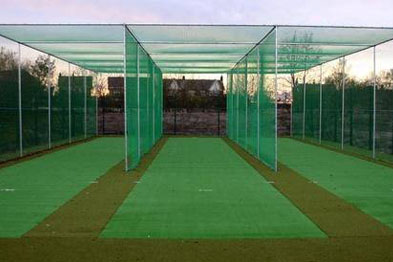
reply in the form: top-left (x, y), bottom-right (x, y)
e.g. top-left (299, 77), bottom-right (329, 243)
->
top-left (164, 79), bottom-right (224, 92)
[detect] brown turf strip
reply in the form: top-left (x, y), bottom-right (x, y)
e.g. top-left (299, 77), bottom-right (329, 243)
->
top-left (223, 137), bottom-right (393, 237)
top-left (1, 136), bottom-right (393, 261)
top-left (24, 136), bottom-right (168, 238)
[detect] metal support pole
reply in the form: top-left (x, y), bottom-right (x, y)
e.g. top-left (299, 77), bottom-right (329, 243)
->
top-left (48, 55), bottom-right (52, 149)
top-left (68, 63), bottom-right (71, 143)
top-left (257, 47), bottom-right (261, 159)
top-left (302, 71), bottom-right (306, 140)
top-left (231, 73), bottom-right (234, 139)
top-left (146, 63), bottom-right (149, 147)
top-left (137, 46), bottom-right (141, 158)
top-left (95, 75), bottom-right (98, 136)
top-left (123, 26), bottom-right (129, 171)
top-left (84, 71), bottom-right (87, 139)
top-left (341, 57), bottom-right (346, 150)
top-left (319, 65), bottom-right (323, 144)
top-left (245, 57), bottom-right (248, 149)
top-left (18, 44), bottom-right (23, 157)
top-left (372, 46), bottom-right (376, 159)
top-left (152, 66), bottom-right (155, 143)
top-left (274, 26), bottom-right (278, 172)
top-left (289, 88), bottom-right (294, 137)
top-left (237, 72), bottom-right (240, 143)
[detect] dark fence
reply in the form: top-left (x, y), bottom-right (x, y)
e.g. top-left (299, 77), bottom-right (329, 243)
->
top-left (97, 104), bottom-right (291, 137)
top-left (164, 108), bottom-right (226, 136)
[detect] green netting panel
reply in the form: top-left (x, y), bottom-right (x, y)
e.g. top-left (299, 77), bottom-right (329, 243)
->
top-left (237, 59), bottom-right (247, 148)
top-left (258, 29), bottom-right (277, 170)
top-left (227, 30), bottom-right (277, 171)
top-left (305, 68), bottom-right (321, 141)
top-left (343, 83), bottom-right (373, 154)
top-left (86, 73), bottom-right (96, 137)
top-left (291, 73), bottom-right (304, 138)
top-left (0, 37), bottom-right (19, 162)
top-left (320, 60), bottom-right (343, 148)
top-left (70, 65), bottom-right (85, 141)
top-left (51, 59), bottom-right (70, 147)
top-left (376, 86), bottom-right (393, 162)
top-left (153, 66), bottom-right (163, 143)
top-left (20, 45), bottom-right (49, 155)
top-left (157, 69), bottom-right (163, 139)
top-left (125, 30), bottom-right (139, 169)
top-left (148, 59), bottom-right (154, 149)
top-left (376, 42), bottom-right (393, 163)
top-left (226, 72), bottom-right (234, 140)
top-left (125, 29), bottom-right (162, 170)
top-left (232, 68), bottom-right (239, 142)
top-left (246, 48), bottom-right (258, 156)
top-left (139, 48), bottom-right (149, 155)
top-left (341, 48), bottom-right (374, 157)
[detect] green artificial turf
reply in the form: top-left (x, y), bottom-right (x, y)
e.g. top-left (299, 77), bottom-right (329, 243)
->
top-left (279, 138), bottom-right (393, 229)
top-left (101, 137), bottom-right (325, 239)
top-left (0, 137), bottom-right (124, 237)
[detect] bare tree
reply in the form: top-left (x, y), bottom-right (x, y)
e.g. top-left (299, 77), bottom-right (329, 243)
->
top-left (279, 32), bottom-right (322, 92)
top-left (0, 47), bottom-right (18, 70)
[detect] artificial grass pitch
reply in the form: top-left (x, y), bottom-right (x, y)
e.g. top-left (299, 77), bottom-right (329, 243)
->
top-left (0, 137), bottom-right (124, 237)
top-left (101, 137), bottom-right (325, 239)
top-left (279, 138), bottom-right (393, 229)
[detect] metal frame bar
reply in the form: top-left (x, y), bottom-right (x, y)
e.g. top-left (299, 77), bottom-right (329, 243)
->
top-left (319, 64), bottom-right (323, 144)
top-left (84, 71), bottom-right (87, 139)
top-left (152, 66), bottom-right (155, 143)
top-left (257, 46), bottom-right (261, 159)
top-left (123, 26), bottom-right (129, 171)
top-left (302, 70), bottom-right (307, 140)
top-left (48, 54), bottom-right (52, 149)
top-left (274, 26), bottom-right (278, 172)
top-left (372, 46), bottom-right (377, 159)
top-left (236, 70), bottom-right (240, 143)
top-left (68, 63), bottom-right (72, 143)
top-left (95, 73), bottom-right (98, 136)
top-left (18, 43), bottom-right (23, 157)
top-left (245, 56), bottom-right (248, 149)
top-left (341, 57), bottom-right (346, 150)
top-left (137, 45), bottom-right (141, 159)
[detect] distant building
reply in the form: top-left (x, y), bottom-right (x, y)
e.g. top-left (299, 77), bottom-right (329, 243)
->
top-left (164, 79), bottom-right (224, 96)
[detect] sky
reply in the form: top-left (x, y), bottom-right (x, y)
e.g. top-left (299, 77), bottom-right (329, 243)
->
top-left (1, 0), bottom-right (393, 27)
top-left (1, 0), bottom-right (393, 84)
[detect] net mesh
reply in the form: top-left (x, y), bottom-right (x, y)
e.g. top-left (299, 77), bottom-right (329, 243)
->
top-left (291, 45), bottom-right (393, 163)
top-left (0, 36), bottom-right (97, 163)
top-left (227, 29), bottom-right (277, 170)
top-left (1, 25), bottom-right (393, 167)
top-left (125, 29), bottom-right (163, 170)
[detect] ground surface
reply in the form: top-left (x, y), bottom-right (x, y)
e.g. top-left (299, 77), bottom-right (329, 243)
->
top-left (0, 136), bottom-right (392, 261)
top-left (0, 137), bottom-right (124, 237)
top-left (102, 137), bottom-right (324, 239)
top-left (279, 138), bottom-right (393, 229)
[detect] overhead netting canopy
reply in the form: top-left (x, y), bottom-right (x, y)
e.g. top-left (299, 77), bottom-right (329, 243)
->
top-left (1, 25), bottom-right (393, 74)
top-left (1, 24), bottom-right (393, 170)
